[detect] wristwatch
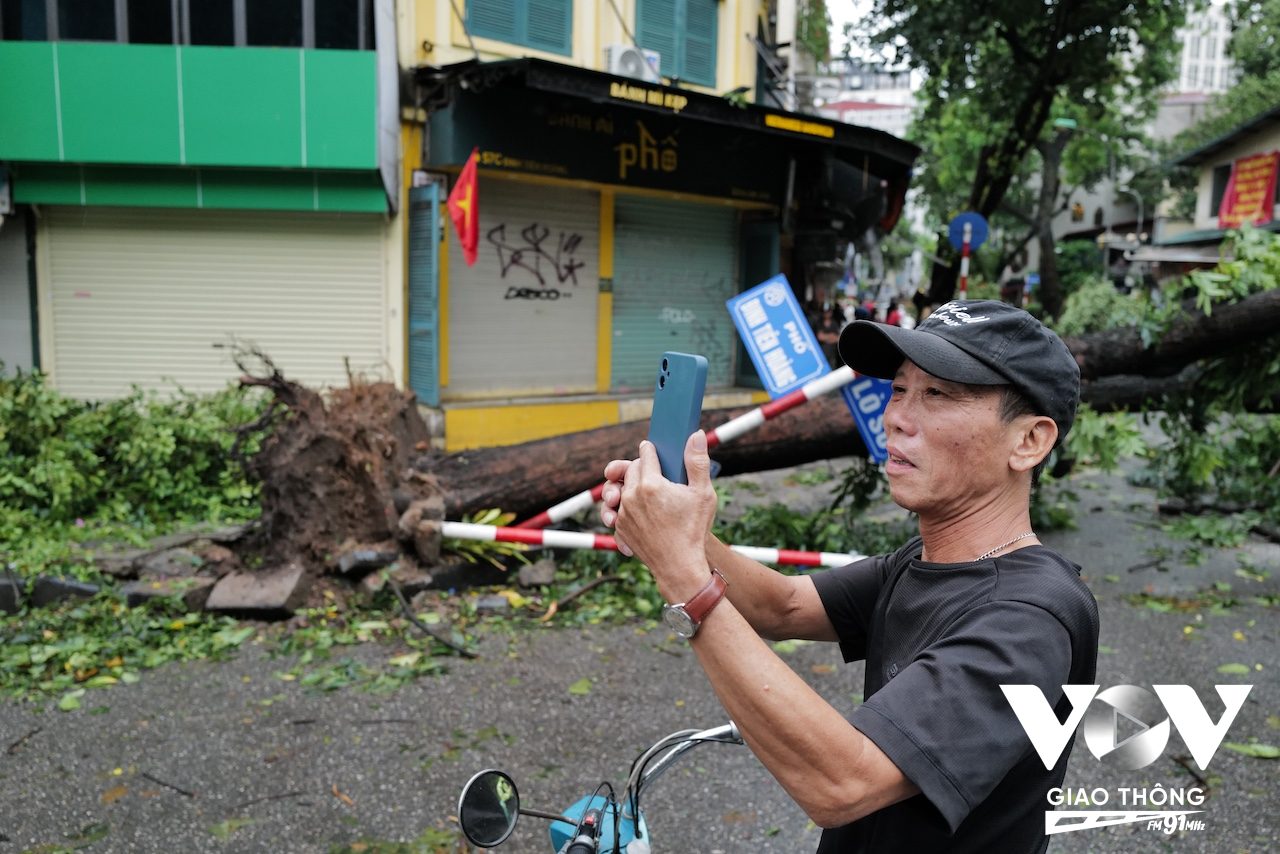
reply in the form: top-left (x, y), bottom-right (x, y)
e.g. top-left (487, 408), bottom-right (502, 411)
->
top-left (662, 569), bottom-right (728, 640)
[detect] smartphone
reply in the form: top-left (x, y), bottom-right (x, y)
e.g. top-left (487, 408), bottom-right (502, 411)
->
top-left (647, 352), bottom-right (708, 484)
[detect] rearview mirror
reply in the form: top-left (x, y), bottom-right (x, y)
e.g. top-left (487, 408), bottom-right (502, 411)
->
top-left (458, 769), bottom-right (519, 847)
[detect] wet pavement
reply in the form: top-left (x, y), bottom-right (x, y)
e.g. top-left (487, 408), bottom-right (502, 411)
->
top-left (1, 460), bottom-right (1277, 853)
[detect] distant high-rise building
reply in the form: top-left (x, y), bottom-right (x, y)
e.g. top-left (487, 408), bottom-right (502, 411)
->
top-left (1176, 0), bottom-right (1235, 94)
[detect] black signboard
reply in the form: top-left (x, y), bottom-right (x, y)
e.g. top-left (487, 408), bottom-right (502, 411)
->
top-left (428, 77), bottom-right (790, 204)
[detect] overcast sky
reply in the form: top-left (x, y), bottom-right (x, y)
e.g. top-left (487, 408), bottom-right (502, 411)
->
top-left (827, 0), bottom-right (874, 56)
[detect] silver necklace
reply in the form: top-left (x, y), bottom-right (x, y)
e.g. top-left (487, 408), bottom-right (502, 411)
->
top-left (976, 532), bottom-right (1037, 561)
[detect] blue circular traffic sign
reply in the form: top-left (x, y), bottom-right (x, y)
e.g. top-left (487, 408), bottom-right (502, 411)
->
top-left (948, 211), bottom-right (989, 251)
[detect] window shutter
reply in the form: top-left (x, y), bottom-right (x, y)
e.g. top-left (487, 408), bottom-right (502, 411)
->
top-left (527, 0), bottom-right (572, 54)
top-left (682, 0), bottom-right (718, 86)
top-left (468, 0), bottom-right (571, 57)
top-left (637, 0), bottom-right (679, 79)
top-left (467, 0), bottom-right (518, 43)
top-left (407, 184), bottom-right (441, 407)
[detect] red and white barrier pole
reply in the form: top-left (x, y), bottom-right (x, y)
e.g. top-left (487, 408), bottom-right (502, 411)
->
top-left (958, 221), bottom-right (972, 302)
top-left (515, 366), bottom-right (859, 529)
top-left (442, 522), bottom-right (865, 569)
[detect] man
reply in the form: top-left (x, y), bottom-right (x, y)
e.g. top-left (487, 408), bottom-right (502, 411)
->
top-left (600, 300), bottom-right (1099, 853)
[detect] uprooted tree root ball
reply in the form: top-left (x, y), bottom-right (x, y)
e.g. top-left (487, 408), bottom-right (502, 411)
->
top-left (233, 349), bottom-right (441, 577)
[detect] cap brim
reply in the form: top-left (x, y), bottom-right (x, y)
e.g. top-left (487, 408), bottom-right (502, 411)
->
top-left (838, 320), bottom-right (1008, 385)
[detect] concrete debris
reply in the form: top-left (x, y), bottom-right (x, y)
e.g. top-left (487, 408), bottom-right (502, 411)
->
top-left (472, 594), bottom-right (510, 613)
top-left (205, 563), bottom-right (310, 618)
top-left (518, 557), bottom-right (557, 588)
top-left (337, 548), bottom-right (400, 577)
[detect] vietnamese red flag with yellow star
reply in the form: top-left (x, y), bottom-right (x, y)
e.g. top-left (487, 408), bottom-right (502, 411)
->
top-left (447, 148), bottom-right (480, 266)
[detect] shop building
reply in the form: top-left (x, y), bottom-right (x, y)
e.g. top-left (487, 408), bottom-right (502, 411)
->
top-left (402, 2), bottom-right (917, 450)
top-left (0, 0), bottom-right (403, 395)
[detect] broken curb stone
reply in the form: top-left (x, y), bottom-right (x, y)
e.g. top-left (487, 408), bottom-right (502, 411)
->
top-left (205, 563), bottom-right (310, 619)
top-left (31, 576), bottom-right (100, 608)
top-left (90, 547), bottom-right (150, 579)
top-left (139, 547), bottom-right (204, 579)
top-left (0, 576), bottom-right (20, 614)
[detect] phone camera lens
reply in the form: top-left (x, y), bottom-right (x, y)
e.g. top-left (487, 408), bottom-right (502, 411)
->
top-left (661, 358), bottom-right (669, 372)
top-left (659, 375), bottom-right (666, 388)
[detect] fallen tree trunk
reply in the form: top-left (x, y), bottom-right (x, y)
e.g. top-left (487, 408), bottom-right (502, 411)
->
top-left (1061, 288), bottom-right (1280, 380)
top-left (422, 395), bottom-right (867, 522)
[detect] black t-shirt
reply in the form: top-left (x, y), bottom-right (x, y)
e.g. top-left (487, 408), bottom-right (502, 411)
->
top-left (810, 537), bottom-right (1099, 853)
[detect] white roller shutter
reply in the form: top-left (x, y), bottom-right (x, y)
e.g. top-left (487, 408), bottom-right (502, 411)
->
top-left (445, 178), bottom-right (598, 398)
top-left (44, 207), bottom-right (386, 399)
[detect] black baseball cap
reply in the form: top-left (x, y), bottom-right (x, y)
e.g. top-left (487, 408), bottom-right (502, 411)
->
top-left (838, 300), bottom-right (1080, 444)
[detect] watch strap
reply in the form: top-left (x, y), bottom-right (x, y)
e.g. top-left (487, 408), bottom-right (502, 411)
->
top-left (678, 568), bottom-right (728, 626)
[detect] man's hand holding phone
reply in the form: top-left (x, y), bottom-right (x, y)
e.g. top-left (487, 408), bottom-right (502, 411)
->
top-left (600, 431), bottom-right (719, 605)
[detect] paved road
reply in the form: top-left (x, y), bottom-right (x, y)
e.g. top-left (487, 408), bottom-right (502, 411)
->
top-left (1, 463), bottom-right (1277, 853)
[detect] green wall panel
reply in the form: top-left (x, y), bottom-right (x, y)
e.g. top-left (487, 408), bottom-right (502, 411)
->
top-left (83, 166), bottom-right (198, 207)
top-left (305, 50), bottom-right (378, 169)
top-left (0, 43), bottom-right (60, 160)
top-left (199, 169), bottom-right (316, 209)
top-left (316, 172), bottom-right (388, 212)
top-left (0, 43), bottom-right (378, 171)
top-left (58, 43), bottom-right (182, 164)
top-left (11, 164), bottom-right (386, 213)
top-left (11, 163), bottom-right (83, 204)
top-left (181, 48), bottom-right (303, 168)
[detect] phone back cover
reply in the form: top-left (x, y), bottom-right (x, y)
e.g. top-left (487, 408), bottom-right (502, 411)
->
top-left (647, 352), bottom-right (708, 484)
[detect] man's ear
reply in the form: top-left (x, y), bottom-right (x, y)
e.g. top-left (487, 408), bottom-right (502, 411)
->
top-left (1009, 415), bottom-right (1058, 474)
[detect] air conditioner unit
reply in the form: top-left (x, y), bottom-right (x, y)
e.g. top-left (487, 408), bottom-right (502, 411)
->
top-left (605, 43), bottom-right (660, 82)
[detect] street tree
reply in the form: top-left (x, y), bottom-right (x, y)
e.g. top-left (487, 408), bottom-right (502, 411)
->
top-left (1227, 0), bottom-right (1280, 79)
top-left (863, 0), bottom-right (1189, 308)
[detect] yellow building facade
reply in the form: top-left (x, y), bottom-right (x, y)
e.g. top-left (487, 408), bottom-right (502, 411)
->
top-left (396, 2), bottom-right (917, 452)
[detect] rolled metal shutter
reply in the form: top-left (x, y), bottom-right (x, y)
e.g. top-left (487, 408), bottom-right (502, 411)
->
top-left (445, 178), bottom-right (599, 398)
top-left (45, 206), bottom-right (386, 399)
top-left (611, 195), bottom-right (737, 393)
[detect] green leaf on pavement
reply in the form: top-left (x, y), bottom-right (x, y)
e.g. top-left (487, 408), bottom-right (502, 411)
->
top-left (1217, 663), bottom-right (1252, 675)
top-left (1222, 742), bottom-right (1280, 759)
top-left (209, 818), bottom-right (258, 841)
top-left (58, 689), bottom-right (86, 711)
top-left (568, 678), bottom-right (592, 696)
top-left (214, 626), bottom-right (257, 647)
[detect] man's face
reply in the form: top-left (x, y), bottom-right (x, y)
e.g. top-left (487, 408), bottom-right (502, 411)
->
top-left (881, 361), bottom-right (1016, 520)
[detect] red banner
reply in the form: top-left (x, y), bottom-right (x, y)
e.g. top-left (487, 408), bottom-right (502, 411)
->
top-left (447, 147), bottom-right (480, 266)
top-left (1218, 151), bottom-right (1279, 229)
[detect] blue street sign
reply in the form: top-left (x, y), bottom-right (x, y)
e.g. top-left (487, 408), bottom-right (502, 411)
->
top-left (948, 211), bottom-right (989, 251)
top-left (727, 274), bottom-right (829, 398)
top-left (840, 374), bottom-right (892, 463)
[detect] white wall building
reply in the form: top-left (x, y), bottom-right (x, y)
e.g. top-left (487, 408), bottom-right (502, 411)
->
top-left (1178, 0), bottom-right (1236, 95)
